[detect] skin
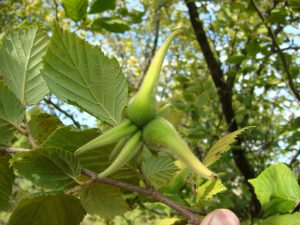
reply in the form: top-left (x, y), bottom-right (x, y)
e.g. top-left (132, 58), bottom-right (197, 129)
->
top-left (200, 209), bottom-right (240, 225)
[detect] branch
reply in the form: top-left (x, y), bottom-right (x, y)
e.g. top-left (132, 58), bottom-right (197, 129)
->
top-left (23, 115), bottom-right (38, 149)
top-left (184, 0), bottom-right (260, 216)
top-left (1, 147), bottom-right (202, 224)
top-left (290, 149), bottom-right (300, 166)
top-left (43, 97), bottom-right (81, 129)
top-left (0, 147), bottom-right (29, 154)
top-left (250, 0), bottom-right (300, 102)
top-left (81, 168), bottom-right (202, 225)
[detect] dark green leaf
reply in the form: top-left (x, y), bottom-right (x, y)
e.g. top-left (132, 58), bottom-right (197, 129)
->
top-left (28, 113), bottom-right (63, 145)
top-left (0, 153), bottom-right (15, 211)
top-left (91, 17), bottom-right (131, 33)
top-left (89, 0), bottom-right (116, 14)
top-left (41, 126), bottom-right (100, 152)
top-left (289, 0), bottom-right (300, 12)
top-left (12, 147), bottom-right (81, 191)
top-left (62, 0), bottom-right (88, 22)
top-left (8, 194), bottom-right (86, 225)
top-left (226, 55), bottom-right (246, 64)
top-left (0, 81), bottom-right (24, 144)
top-left (43, 23), bottom-right (128, 126)
top-left (79, 183), bottom-right (129, 219)
top-left (249, 163), bottom-right (300, 216)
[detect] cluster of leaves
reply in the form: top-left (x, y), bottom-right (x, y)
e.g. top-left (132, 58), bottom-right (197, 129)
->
top-left (62, 0), bottom-right (144, 33)
top-left (0, 0), bottom-right (300, 224)
top-left (0, 21), bottom-right (251, 225)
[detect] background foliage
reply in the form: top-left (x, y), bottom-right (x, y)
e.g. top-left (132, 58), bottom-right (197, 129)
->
top-left (0, 0), bottom-right (299, 225)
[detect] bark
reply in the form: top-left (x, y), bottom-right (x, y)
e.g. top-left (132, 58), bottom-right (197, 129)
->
top-left (185, 0), bottom-right (260, 216)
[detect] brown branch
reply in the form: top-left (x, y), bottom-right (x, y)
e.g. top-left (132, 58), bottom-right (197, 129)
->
top-left (43, 97), bottom-right (81, 129)
top-left (23, 115), bottom-right (38, 149)
top-left (81, 168), bottom-right (202, 225)
top-left (290, 149), bottom-right (300, 166)
top-left (1, 146), bottom-right (202, 224)
top-left (184, 0), bottom-right (260, 216)
top-left (0, 147), bottom-right (30, 154)
top-left (250, 0), bottom-right (300, 102)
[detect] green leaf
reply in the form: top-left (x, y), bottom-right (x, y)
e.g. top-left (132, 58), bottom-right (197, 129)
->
top-left (266, 10), bottom-right (287, 23)
top-left (0, 154), bottom-right (15, 211)
top-left (28, 113), bottom-right (63, 145)
top-left (8, 194), bottom-right (86, 225)
top-left (12, 147), bottom-right (81, 191)
top-left (0, 81), bottom-right (24, 144)
top-left (259, 213), bottom-right (300, 225)
top-left (249, 163), bottom-right (300, 216)
top-left (226, 55), bottom-right (246, 64)
top-left (0, 25), bottom-right (49, 105)
top-left (41, 126), bottom-right (100, 152)
top-left (289, 0), bottom-right (300, 12)
top-left (43, 23), bottom-right (128, 126)
top-left (89, 0), bottom-right (116, 14)
top-left (91, 17), bottom-right (131, 33)
top-left (62, 0), bottom-right (88, 22)
top-left (142, 155), bottom-right (178, 189)
top-left (79, 183), bottom-right (129, 219)
top-left (197, 179), bottom-right (227, 202)
top-left (203, 127), bottom-right (252, 167)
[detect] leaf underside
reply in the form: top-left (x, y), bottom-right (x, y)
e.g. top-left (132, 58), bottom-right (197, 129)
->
top-left (43, 23), bottom-right (128, 126)
top-left (0, 25), bottom-right (49, 105)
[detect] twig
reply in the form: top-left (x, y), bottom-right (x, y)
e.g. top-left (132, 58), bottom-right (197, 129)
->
top-left (290, 149), bottom-right (300, 166)
top-left (250, 0), bottom-right (300, 102)
top-left (43, 97), bottom-right (81, 129)
top-left (81, 168), bottom-right (202, 225)
top-left (2, 147), bottom-right (202, 224)
top-left (0, 147), bottom-right (30, 154)
top-left (53, 0), bottom-right (59, 21)
top-left (23, 115), bottom-right (38, 149)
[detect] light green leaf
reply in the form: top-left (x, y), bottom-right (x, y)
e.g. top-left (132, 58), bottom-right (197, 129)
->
top-left (8, 194), bottom-right (86, 225)
top-left (142, 155), bottom-right (178, 189)
top-left (91, 17), bottom-right (131, 33)
top-left (203, 127), bottom-right (252, 167)
top-left (0, 81), bottom-right (24, 144)
top-left (79, 183), bottom-right (129, 219)
top-left (0, 25), bottom-right (49, 105)
top-left (197, 179), bottom-right (227, 202)
top-left (259, 213), bottom-right (300, 225)
top-left (28, 113), bottom-right (63, 145)
top-left (43, 23), bottom-right (128, 126)
top-left (62, 0), bottom-right (88, 22)
top-left (12, 147), bottom-right (81, 191)
top-left (249, 163), bottom-right (300, 216)
top-left (0, 154), bottom-right (15, 211)
top-left (41, 126), bottom-right (100, 152)
top-left (89, 0), bottom-right (116, 14)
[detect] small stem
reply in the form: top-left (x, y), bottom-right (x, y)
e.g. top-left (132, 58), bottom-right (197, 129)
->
top-left (23, 115), bottom-right (38, 149)
top-left (2, 147), bottom-right (202, 224)
top-left (250, 0), bottom-right (300, 102)
top-left (0, 147), bottom-right (30, 154)
top-left (81, 168), bottom-right (201, 224)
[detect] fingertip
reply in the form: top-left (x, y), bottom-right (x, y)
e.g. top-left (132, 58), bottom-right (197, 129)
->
top-left (200, 209), bottom-right (240, 225)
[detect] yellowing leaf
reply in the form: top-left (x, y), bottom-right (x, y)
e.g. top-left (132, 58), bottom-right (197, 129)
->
top-left (203, 127), bottom-right (253, 167)
top-left (197, 179), bottom-right (227, 202)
